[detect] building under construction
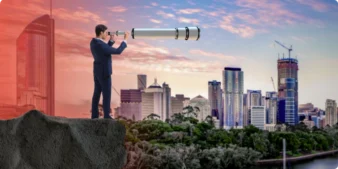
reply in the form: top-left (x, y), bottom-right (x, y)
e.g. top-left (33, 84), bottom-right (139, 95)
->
top-left (275, 40), bottom-right (299, 125)
top-left (277, 57), bottom-right (299, 125)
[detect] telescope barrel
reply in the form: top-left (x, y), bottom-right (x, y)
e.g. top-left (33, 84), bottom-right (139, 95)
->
top-left (109, 27), bottom-right (200, 41)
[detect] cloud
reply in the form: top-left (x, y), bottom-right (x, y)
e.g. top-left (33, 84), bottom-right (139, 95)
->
top-left (151, 2), bottom-right (158, 6)
top-left (234, 0), bottom-right (313, 26)
top-left (206, 0), bottom-right (323, 37)
top-left (117, 19), bottom-right (125, 22)
top-left (296, 0), bottom-right (329, 12)
top-left (54, 29), bottom-right (94, 59)
top-left (108, 6), bottom-right (127, 12)
top-left (189, 49), bottom-right (237, 62)
top-left (150, 19), bottom-right (162, 24)
top-left (178, 17), bottom-right (199, 25)
top-left (156, 11), bottom-right (175, 18)
top-left (177, 8), bottom-right (202, 14)
top-left (219, 16), bottom-right (255, 38)
top-left (54, 8), bottom-right (107, 24)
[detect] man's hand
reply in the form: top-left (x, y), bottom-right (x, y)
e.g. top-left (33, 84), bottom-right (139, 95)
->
top-left (124, 31), bottom-right (129, 40)
top-left (110, 34), bottom-right (116, 41)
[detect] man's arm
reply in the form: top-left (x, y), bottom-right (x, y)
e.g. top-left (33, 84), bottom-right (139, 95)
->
top-left (108, 40), bottom-right (115, 46)
top-left (101, 41), bottom-right (127, 55)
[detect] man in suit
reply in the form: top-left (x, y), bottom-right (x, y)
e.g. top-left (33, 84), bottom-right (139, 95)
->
top-left (90, 24), bottom-right (129, 119)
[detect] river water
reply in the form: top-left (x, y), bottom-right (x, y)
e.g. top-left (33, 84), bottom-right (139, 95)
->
top-left (251, 154), bottom-right (338, 169)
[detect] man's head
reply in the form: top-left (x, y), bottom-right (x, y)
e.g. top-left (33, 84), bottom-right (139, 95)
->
top-left (95, 24), bottom-right (108, 40)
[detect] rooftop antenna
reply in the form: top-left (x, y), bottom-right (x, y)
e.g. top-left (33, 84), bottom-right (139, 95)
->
top-left (50, 0), bottom-right (52, 18)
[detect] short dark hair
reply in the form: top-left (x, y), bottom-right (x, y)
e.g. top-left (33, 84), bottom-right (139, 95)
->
top-left (95, 24), bottom-right (108, 37)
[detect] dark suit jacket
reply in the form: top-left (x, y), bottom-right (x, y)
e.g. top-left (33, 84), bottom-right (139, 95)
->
top-left (90, 38), bottom-right (127, 78)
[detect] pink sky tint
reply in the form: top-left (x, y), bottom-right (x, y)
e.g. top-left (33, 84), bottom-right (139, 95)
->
top-left (108, 6), bottom-right (127, 12)
top-left (189, 49), bottom-right (238, 62)
top-left (54, 8), bottom-right (107, 24)
top-left (296, 0), bottom-right (330, 12)
top-left (0, 0), bottom-right (49, 104)
top-left (234, 0), bottom-right (314, 26)
top-left (219, 16), bottom-right (256, 38)
top-left (150, 19), bottom-right (162, 24)
top-left (177, 17), bottom-right (200, 25)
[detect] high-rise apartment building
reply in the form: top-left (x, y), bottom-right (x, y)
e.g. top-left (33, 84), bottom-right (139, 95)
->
top-left (223, 67), bottom-right (244, 129)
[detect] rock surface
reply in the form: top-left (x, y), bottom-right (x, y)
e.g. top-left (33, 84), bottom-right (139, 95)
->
top-left (0, 110), bottom-right (126, 169)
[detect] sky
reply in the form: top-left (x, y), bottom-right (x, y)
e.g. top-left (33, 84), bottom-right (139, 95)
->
top-left (0, 0), bottom-right (338, 118)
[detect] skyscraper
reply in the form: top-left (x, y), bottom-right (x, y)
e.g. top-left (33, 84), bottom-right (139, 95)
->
top-left (278, 58), bottom-right (299, 125)
top-left (137, 74), bottom-right (147, 90)
top-left (208, 80), bottom-right (222, 126)
top-left (325, 99), bottom-right (337, 126)
top-left (16, 14), bottom-right (55, 116)
top-left (223, 67), bottom-right (244, 129)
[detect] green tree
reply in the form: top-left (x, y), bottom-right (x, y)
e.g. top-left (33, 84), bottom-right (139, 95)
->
top-left (144, 113), bottom-right (161, 120)
top-left (130, 120), bottom-right (173, 141)
top-left (206, 129), bottom-right (232, 147)
top-left (251, 132), bottom-right (269, 157)
top-left (204, 115), bottom-right (215, 128)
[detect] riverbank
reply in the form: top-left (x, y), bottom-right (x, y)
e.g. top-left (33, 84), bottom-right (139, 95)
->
top-left (256, 149), bottom-right (338, 166)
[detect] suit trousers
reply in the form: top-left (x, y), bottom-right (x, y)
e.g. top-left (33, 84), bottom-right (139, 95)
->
top-left (91, 74), bottom-right (112, 119)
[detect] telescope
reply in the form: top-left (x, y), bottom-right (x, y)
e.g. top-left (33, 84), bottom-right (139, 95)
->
top-left (108, 26), bottom-right (200, 41)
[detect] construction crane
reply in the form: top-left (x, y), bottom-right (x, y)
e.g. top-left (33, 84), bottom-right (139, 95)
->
top-left (275, 40), bottom-right (292, 59)
top-left (275, 40), bottom-right (294, 77)
top-left (271, 77), bottom-right (276, 92)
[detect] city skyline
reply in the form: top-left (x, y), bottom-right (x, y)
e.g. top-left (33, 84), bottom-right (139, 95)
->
top-left (0, 0), bottom-right (338, 118)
